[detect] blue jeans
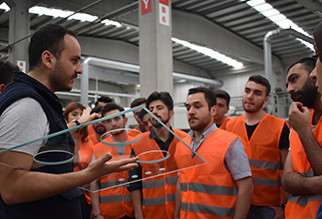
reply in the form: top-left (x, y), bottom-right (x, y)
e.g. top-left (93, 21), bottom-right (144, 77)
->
top-left (247, 205), bottom-right (275, 219)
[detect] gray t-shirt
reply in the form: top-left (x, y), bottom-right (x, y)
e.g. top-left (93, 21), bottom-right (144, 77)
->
top-left (190, 124), bottom-right (252, 181)
top-left (225, 138), bottom-right (252, 181)
top-left (0, 98), bottom-right (50, 156)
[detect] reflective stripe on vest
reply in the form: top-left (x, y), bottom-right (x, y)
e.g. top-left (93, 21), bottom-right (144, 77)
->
top-left (165, 176), bottom-right (177, 185)
top-left (100, 181), bottom-right (120, 188)
top-left (299, 170), bottom-right (314, 177)
top-left (167, 194), bottom-right (175, 202)
top-left (288, 194), bottom-right (322, 207)
top-left (181, 182), bottom-right (237, 196)
top-left (100, 195), bottom-right (122, 203)
top-left (100, 194), bottom-right (132, 204)
top-left (252, 177), bottom-right (281, 187)
top-left (250, 159), bottom-right (282, 170)
top-left (142, 179), bottom-right (164, 189)
top-left (142, 197), bottom-right (166, 206)
top-left (181, 202), bottom-right (234, 217)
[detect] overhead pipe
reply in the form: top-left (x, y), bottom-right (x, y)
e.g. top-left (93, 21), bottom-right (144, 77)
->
top-left (263, 28), bottom-right (314, 92)
top-left (81, 57), bottom-right (223, 105)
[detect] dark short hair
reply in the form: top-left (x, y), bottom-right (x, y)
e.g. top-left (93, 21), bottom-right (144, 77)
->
top-left (130, 97), bottom-right (146, 108)
top-left (95, 96), bottom-right (114, 106)
top-left (28, 24), bottom-right (76, 71)
top-left (287, 57), bottom-right (316, 75)
top-left (188, 87), bottom-right (216, 110)
top-left (214, 90), bottom-right (230, 106)
top-left (101, 102), bottom-right (125, 118)
top-left (247, 75), bottom-right (271, 96)
top-left (138, 109), bottom-right (148, 120)
top-left (146, 91), bottom-right (173, 111)
top-left (91, 105), bottom-right (103, 114)
top-left (0, 59), bottom-right (19, 85)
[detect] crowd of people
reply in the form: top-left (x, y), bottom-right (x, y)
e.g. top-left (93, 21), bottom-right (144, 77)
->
top-left (0, 21), bottom-right (322, 219)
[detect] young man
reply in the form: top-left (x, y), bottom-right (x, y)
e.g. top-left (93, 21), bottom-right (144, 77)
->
top-left (295, 21), bottom-right (322, 219)
top-left (91, 103), bottom-right (135, 219)
top-left (128, 97), bottom-right (147, 137)
top-left (226, 75), bottom-right (290, 219)
top-left (282, 58), bottom-right (322, 218)
top-left (94, 96), bottom-right (114, 107)
top-left (0, 24), bottom-right (137, 218)
top-left (128, 91), bottom-right (188, 219)
top-left (175, 87), bottom-right (253, 218)
top-left (138, 109), bottom-right (153, 132)
top-left (213, 89), bottom-right (231, 130)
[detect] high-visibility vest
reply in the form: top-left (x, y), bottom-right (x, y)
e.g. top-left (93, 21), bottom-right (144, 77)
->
top-left (128, 125), bottom-right (142, 137)
top-left (218, 116), bottom-right (232, 130)
top-left (87, 123), bottom-right (96, 137)
top-left (131, 129), bottom-right (188, 219)
top-left (285, 110), bottom-right (322, 218)
top-left (226, 114), bottom-right (286, 206)
top-left (176, 128), bottom-right (240, 218)
top-left (93, 136), bottom-right (134, 219)
top-left (74, 131), bottom-right (97, 204)
top-left (75, 133), bottom-right (97, 170)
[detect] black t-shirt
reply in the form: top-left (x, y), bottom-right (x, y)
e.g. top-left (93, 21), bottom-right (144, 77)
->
top-left (245, 122), bottom-right (289, 149)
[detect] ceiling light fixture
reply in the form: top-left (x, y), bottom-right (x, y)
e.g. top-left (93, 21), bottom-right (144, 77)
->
top-left (172, 38), bottom-right (243, 68)
top-left (247, 0), bottom-right (314, 51)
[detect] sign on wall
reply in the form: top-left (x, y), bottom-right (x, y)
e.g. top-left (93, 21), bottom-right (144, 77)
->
top-left (159, 0), bottom-right (169, 26)
top-left (17, 60), bottom-right (26, 73)
top-left (141, 0), bottom-right (151, 15)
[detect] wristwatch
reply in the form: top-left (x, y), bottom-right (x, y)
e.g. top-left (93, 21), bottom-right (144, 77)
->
top-left (72, 119), bottom-right (80, 126)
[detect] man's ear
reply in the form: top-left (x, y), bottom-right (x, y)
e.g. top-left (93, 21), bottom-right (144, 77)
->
top-left (124, 117), bottom-right (128, 125)
top-left (0, 84), bottom-right (6, 94)
top-left (225, 106), bottom-right (230, 114)
top-left (169, 110), bottom-right (174, 119)
top-left (41, 50), bottom-right (55, 69)
top-left (211, 105), bottom-right (217, 116)
top-left (264, 96), bottom-right (269, 105)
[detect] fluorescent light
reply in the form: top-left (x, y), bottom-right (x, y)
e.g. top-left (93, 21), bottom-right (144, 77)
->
top-left (69, 13), bottom-right (97, 22)
top-left (101, 19), bottom-right (122, 27)
top-left (247, 0), bottom-right (265, 7)
top-left (28, 6), bottom-right (122, 28)
top-left (29, 6), bottom-right (73, 18)
top-left (247, 0), bottom-right (314, 51)
top-left (0, 2), bottom-right (10, 12)
top-left (172, 37), bottom-right (243, 68)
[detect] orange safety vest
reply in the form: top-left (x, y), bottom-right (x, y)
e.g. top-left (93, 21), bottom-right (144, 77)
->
top-left (128, 125), bottom-right (142, 137)
top-left (226, 114), bottom-right (286, 206)
top-left (93, 135), bottom-right (134, 219)
top-left (176, 128), bottom-right (240, 218)
top-left (75, 133), bottom-right (97, 170)
top-left (73, 130), bottom-right (97, 204)
top-left (87, 123), bottom-right (96, 137)
top-left (218, 116), bottom-right (232, 130)
top-left (285, 110), bottom-right (322, 218)
top-left (131, 129), bottom-right (188, 219)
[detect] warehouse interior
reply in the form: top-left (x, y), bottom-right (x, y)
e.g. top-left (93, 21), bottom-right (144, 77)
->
top-left (0, 0), bottom-right (320, 123)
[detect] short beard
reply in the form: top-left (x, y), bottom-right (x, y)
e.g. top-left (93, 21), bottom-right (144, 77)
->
top-left (94, 126), bottom-right (106, 135)
top-left (152, 116), bottom-right (170, 128)
top-left (291, 79), bottom-right (318, 108)
top-left (243, 100), bottom-right (265, 113)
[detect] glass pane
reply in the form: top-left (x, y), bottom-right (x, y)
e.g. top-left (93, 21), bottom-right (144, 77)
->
top-left (0, 105), bottom-right (206, 192)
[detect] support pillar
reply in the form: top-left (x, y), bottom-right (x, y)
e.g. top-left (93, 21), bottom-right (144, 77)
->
top-left (7, 0), bottom-right (30, 72)
top-left (139, 0), bottom-right (173, 97)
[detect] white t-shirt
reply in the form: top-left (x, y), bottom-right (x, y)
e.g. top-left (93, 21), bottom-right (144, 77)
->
top-left (0, 98), bottom-right (50, 156)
